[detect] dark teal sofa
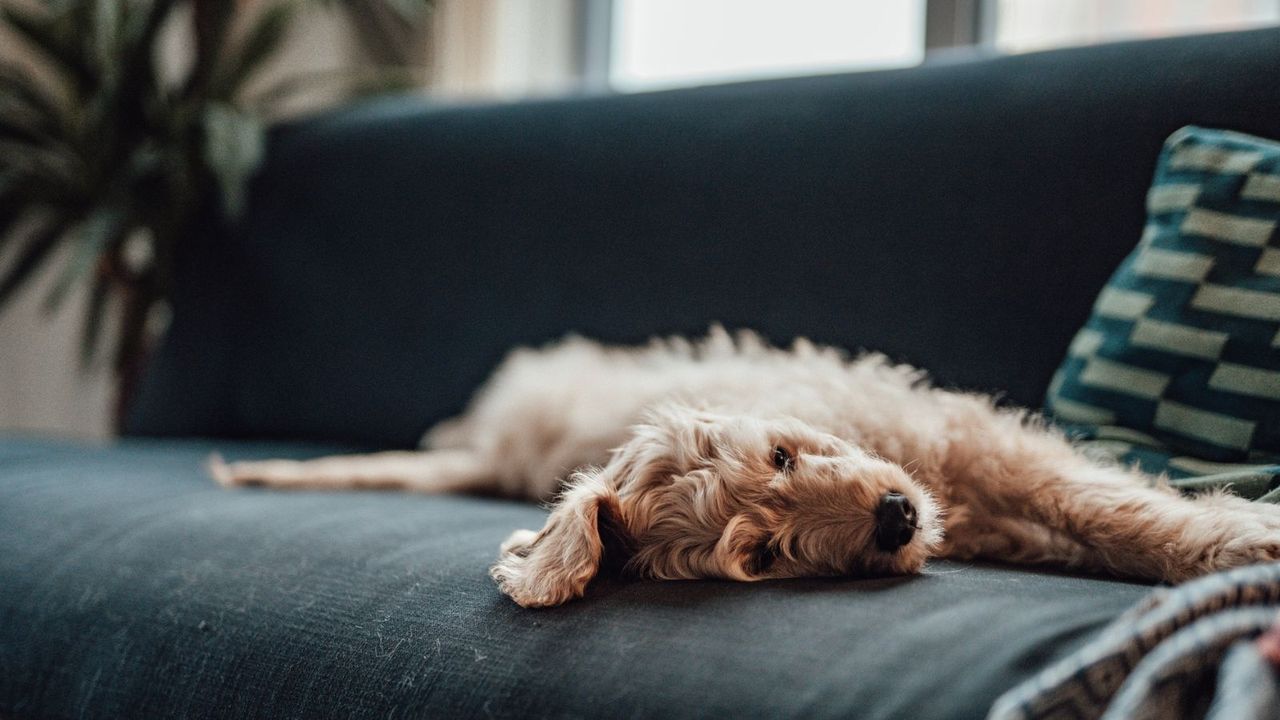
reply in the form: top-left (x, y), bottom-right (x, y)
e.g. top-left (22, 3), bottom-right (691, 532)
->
top-left (4, 28), bottom-right (1280, 719)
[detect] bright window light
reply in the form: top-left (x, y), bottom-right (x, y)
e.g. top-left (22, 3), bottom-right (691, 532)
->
top-left (610, 0), bottom-right (926, 92)
top-left (996, 0), bottom-right (1280, 53)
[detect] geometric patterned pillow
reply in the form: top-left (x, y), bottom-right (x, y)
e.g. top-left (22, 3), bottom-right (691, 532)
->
top-left (1047, 126), bottom-right (1280, 464)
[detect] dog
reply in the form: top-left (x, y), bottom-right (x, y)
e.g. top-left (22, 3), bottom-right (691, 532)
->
top-left (211, 327), bottom-right (1280, 608)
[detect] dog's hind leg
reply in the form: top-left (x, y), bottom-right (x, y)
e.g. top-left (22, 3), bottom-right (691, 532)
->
top-left (1187, 488), bottom-right (1280, 529)
top-left (960, 434), bottom-right (1280, 582)
top-left (931, 394), bottom-right (1280, 582)
top-left (209, 449), bottom-right (498, 495)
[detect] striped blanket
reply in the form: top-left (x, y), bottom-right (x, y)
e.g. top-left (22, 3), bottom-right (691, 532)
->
top-left (989, 562), bottom-right (1280, 720)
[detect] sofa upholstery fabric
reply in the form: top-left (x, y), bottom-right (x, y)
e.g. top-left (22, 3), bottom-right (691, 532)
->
top-left (0, 438), bottom-right (1150, 719)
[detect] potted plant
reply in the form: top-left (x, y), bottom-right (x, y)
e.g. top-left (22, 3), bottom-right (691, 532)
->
top-left (0, 0), bottom-right (428, 427)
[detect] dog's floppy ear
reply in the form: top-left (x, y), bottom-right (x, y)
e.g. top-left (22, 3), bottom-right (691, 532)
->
top-left (491, 470), bottom-right (629, 608)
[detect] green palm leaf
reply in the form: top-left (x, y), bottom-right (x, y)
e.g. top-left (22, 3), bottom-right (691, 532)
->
top-left (89, 0), bottom-right (123, 91)
top-left (44, 206), bottom-right (126, 311)
top-left (207, 3), bottom-right (296, 101)
top-left (185, 0), bottom-right (237, 97)
top-left (0, 61), bottom-right (69, 129)
top-left (0, 4), bottom-right (95, 93)
top-left (0, 97), bottom-right (55, 145)
top-left (0, 3), bottom-right (61, 56)
top-left (0, 179), bottom-right (27, 239)
top-left (202, 103), bottom-right (265, 219)
top-left (79, 262), bottom-right (111, 366)
top-left (0, 139), bottom-right (85, 202)
top-left (0, 216), bottom-right (74, 307)
top-left (118, 0), bottom-right (176, 89)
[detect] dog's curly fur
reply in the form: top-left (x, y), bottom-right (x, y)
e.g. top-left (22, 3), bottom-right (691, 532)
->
top-left (212, 327), bottom-right (1280, 608)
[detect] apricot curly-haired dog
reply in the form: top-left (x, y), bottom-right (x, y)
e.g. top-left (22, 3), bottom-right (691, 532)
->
top-left (212, 327), bottom-right (1280, 608)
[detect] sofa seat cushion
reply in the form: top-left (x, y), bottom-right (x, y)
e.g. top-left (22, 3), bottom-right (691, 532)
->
top-left (0, 437), bottom-right (1153, 719)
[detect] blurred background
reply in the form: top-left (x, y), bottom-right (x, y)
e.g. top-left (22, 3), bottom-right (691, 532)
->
top-left (2, 0), bottom-right (1278, 440)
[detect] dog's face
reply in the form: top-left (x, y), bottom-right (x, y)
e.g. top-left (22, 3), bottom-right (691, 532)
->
top-left (491, 406), bottom-right (943, 608)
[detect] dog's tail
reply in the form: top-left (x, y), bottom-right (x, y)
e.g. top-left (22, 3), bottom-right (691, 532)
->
top-left (206, 449), bottom-right (498, 494)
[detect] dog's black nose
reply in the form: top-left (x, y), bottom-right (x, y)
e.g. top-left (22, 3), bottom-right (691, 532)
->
top-left (874, 492), bottom-right (917, 552)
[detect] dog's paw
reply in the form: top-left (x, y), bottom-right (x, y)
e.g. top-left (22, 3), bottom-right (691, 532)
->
top-left (207, 454), bottom-right (283, 488)
top-left (1246, 539), bottom-right (1280, 566)
top-left (1178, 536), bottom-right (1280, 581)
top-left (499, 529), bottom-right (539, 556)
top-left (489, 556), bottom-right (577, 608)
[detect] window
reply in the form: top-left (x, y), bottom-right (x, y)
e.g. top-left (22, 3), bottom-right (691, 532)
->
top-left (608, 0), bottom-right (926, 92)
top-left (994, 0), bottom-right (1280, 53)
top-left (597, 0), bottom-right (1280, 94)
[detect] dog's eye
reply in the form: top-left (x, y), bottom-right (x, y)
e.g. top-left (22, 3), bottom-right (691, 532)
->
top-left (749, 541), bottom-right (779, 575)
top-left (771, 446), bottom-right (793, 472)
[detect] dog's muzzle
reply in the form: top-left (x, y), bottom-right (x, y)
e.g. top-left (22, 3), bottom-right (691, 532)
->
top-left (874, 492), bottom-right (917, 552)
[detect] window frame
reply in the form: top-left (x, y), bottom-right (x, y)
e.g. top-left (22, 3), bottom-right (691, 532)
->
top-left (573, 0), bottom-right (992, 91)
top-left (579, 0), bottom-right (1280, 92)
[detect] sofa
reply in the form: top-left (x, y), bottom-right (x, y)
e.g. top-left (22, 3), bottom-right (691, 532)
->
top-left (4, 27), bottom-right (1280, 719)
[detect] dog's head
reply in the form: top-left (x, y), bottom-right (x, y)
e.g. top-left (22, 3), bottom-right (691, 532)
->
top-left (491, 404), bottom-right (943, 607)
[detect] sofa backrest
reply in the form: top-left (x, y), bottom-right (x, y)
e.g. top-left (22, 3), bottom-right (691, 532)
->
top-left (127, 28), bottom-right (1280, 447)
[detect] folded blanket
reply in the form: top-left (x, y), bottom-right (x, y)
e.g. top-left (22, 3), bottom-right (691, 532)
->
top-left (989, 563), bottom-right (1280, 720)
top-left (1205, 634), bottom-right (1280, 720)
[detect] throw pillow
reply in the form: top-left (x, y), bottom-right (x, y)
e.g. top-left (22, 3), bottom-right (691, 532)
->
top-left (1047, 126), bottom-right (1280, 465)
